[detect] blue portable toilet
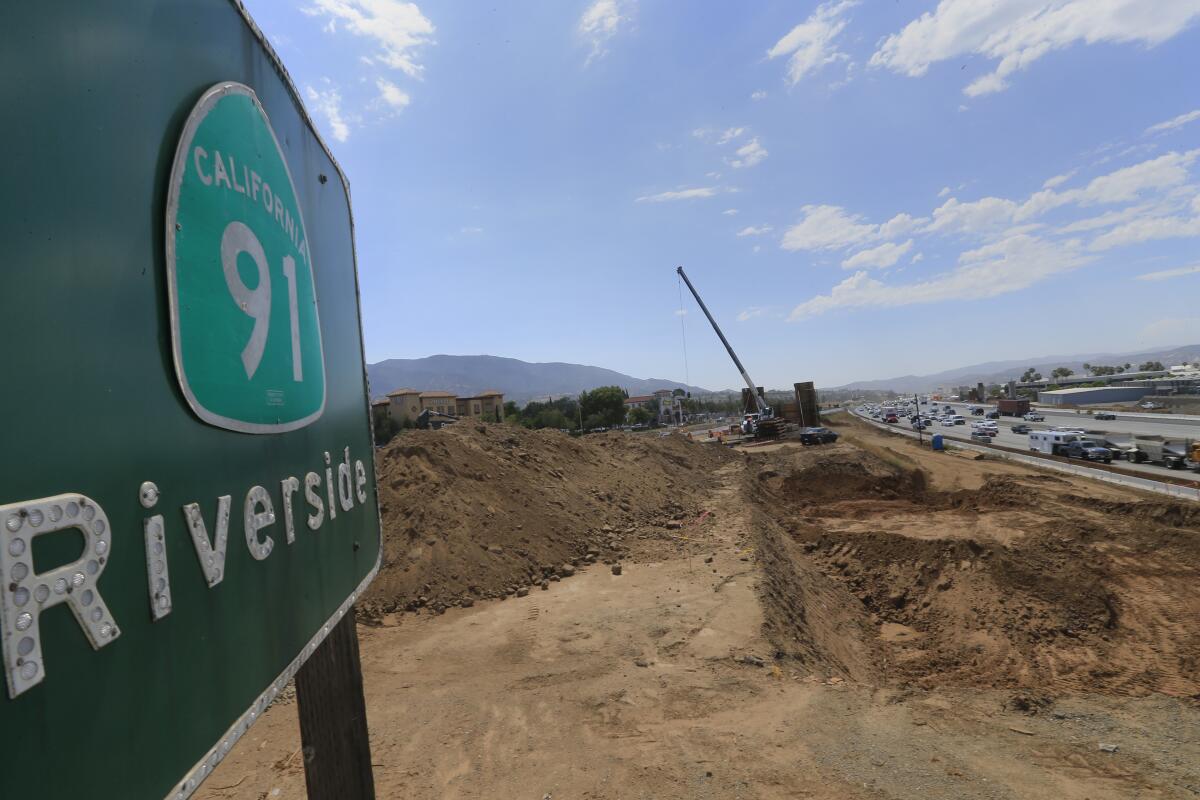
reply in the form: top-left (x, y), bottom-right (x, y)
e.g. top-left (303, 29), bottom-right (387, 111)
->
top-left (931, 433), bottom-right (944, 451)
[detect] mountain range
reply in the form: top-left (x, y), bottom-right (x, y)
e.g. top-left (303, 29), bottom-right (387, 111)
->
top-left (366, 354), bottom-right (709, 406)
top-left (829, 344), bottom-right (1200, 394)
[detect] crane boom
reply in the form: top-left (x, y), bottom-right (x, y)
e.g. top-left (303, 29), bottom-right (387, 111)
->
top-left (676, 266), bottom-right (770, 416)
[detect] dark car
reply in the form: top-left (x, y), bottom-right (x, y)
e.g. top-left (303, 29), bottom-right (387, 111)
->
top-left (985, 411), bottom-right (1000, 419)
top-left (1064, 439), bottom-right (1112, 463)
top-left (1094, 412), bottom-right (1117, 421)
top-left (1010, 423), bottom-right (1032, 434)
top-left (799, 427), bottom-right (839, 445)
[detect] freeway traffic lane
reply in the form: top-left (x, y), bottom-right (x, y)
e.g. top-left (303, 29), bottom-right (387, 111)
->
top-left (903, 415), bottom-right (1198, 482)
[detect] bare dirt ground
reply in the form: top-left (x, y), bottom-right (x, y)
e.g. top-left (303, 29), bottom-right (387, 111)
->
top-left (199, 416), bottom-right (1200, 800)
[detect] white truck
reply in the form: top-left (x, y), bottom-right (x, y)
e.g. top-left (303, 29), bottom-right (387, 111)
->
top-left (1029, 430), bottom-right (1085, 455)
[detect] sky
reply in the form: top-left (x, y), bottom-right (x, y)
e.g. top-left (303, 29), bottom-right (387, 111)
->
top-left (243, 0), bottom-right (1200, 390)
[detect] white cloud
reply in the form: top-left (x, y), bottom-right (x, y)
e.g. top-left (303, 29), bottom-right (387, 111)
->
top-left (636, 186), bottom-right (717, 203)
top-left (737, 306), bottom-right (768, 321)
top-left (751, 90), bottom-right (768, 101)
top-left (1135, 264), bottom-right (1200, 281)
top-left (579, 0), bottom-right (633, 65)
top-left (305, 84), bottom-right (350, 142)
top-left (305, 0), bottom-right (435, 78)
top-left (925, 196), bottom-right (1018, 234)
top-left (782, 206), bottom-right (927, 251)
top-left (736, 225), bottom-right (773, 237)
top-left (870, 0), bottom-right (1200, 96)
top-left (375, 77), bottom-right (411, 111)
top-left (1056, 204), bottom-right (1156, 234)
top-left (937, 186), bottom-right (951, 197)
top-left (728, 137), bottom-right (768, 168)
top-left (1043, 170), bottom-right (1075, 189)
top-left (673, 308), bottom-right (688, 316)
top-left (722, 208), bottom-right (739, 216)
top-left (841, 239), bottom-right (913, 270)
top-left (911, 252), bottom-right (925, 263)
top-left (782, 205), bottom-right (877, 251)
top-left (1146, 109), bottom-right (1200, 135)
top-left (1019, 150), bottom-right (1199, 219)
top-left (1090, 214), bottom-right (1200, 250)
top-left (717, 127), bottom-right (745, 144)
top-left (879, 212), bottom-right (926, 239)
top-left (1140, 316), bottom-right (1200, 345)
top-left (767, 1), bottom-right (856, 85)
top-left (790, 234), bottom-right (1089, 319)
top-left (460, 226), bottom-right (483, 235)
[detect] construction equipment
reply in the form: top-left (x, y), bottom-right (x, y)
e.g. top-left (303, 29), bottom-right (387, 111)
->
top-left (675, 266), bottom-right (786, 439)
top-left (416, 408), bottom-right (459, 430)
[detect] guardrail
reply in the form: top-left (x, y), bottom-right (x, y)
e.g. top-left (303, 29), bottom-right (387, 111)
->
top-left (845, 410), bottom-right (1200, 503)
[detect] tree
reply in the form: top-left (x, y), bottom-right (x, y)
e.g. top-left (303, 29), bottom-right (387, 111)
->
top-left (578, 386), bottom-right (627, 428)
top-left (671, 388), bottom-right (685, 397)
top-left (1140, 360), bottom-right (1164, 372)
top-left (1082, 363), bottom-right (1091, 373)
top-left (627, 406), bottom-right (654, 425)
top-left (1050, 366), bottom-right (1074, 379)
top-left (503, 400), bottom-right (519, 419)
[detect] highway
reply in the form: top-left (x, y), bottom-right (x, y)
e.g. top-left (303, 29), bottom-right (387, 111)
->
top-left (939, 401), bottom-right (1200, 438)
top-left (881, 407), bottom-right (1199, 482)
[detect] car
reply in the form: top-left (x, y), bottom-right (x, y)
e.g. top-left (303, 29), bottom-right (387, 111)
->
top-left (799, 426), bottom-right (838, 445)
top-left (1094, 412), bottom-right (1117, 421)
top-left (1011, 424), bottom-right (1032, 434)
top-left (1140, 401), bottom-right (1161, 409)
top-left (884, 414), bottom-right (899, 423)
top-left (969, 431), bottom-right (992, 443)
top-left (1024, 412), bottom-right (1045, 421)
top-left (952, 416), bottom-right (966, 425)
top-left (1064, 439), bottom-right (1112, 463)
top-left (941, 418), bottom-right (956, 427)
top-left (971, 408), bottom-right (984, 416)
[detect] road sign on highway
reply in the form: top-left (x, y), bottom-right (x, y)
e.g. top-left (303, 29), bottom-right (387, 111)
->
top-left (0, 3), bottom-right (380, 799)
top-left (167, 82), bottom-right (326, 434)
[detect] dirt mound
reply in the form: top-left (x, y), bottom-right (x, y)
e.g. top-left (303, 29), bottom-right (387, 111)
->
top-left (362, 424), bottom-right (736, 617)
top-left (746, 444), bottom-right (1200, 699)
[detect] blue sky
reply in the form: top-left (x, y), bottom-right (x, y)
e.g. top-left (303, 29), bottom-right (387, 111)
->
top-left (244, 0), bottom-right (1200, 389)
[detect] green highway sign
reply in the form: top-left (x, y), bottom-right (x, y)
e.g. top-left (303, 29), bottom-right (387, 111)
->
top-left (167, 82), bottom-right (326, 434)
top-left (0, 3), bottom-right (381, 799)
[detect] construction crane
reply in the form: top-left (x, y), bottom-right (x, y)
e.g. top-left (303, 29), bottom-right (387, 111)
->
top-left (676, 266), bottom-right (782, 437)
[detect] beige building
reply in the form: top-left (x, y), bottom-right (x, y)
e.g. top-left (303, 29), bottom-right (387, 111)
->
top-left (456, 390), bottom-right (505, 422)
top-left (383, 387), bottom-right (506, 424)
top-left (385, 388), bottom-right (423, 423)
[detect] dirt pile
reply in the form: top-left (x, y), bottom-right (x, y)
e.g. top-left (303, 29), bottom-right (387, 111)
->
top-left (361, 424), bottom-right (736, 618)
top-left (746, 442), bottom-right (1200, 699)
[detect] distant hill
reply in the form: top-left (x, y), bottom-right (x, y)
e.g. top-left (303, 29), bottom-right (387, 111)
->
top-left (829, 344), bottom-right (1200, 394)
top-left (366, 354), bottom-right (708, 406)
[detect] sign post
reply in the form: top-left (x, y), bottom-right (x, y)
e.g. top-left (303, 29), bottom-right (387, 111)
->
top-left (0, 3), bottom-right (380, 798)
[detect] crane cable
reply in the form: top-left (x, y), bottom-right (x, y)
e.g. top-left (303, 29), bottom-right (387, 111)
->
top-left (677, 269), bottom-right (691, 392)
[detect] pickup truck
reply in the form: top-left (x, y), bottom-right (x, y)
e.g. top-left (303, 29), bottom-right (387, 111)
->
top-left (1064, 439), bottom-right (1113, 463)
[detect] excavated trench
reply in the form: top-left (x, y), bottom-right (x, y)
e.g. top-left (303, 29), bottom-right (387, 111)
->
top-left (747, 444), bottom-right (1200, 699)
